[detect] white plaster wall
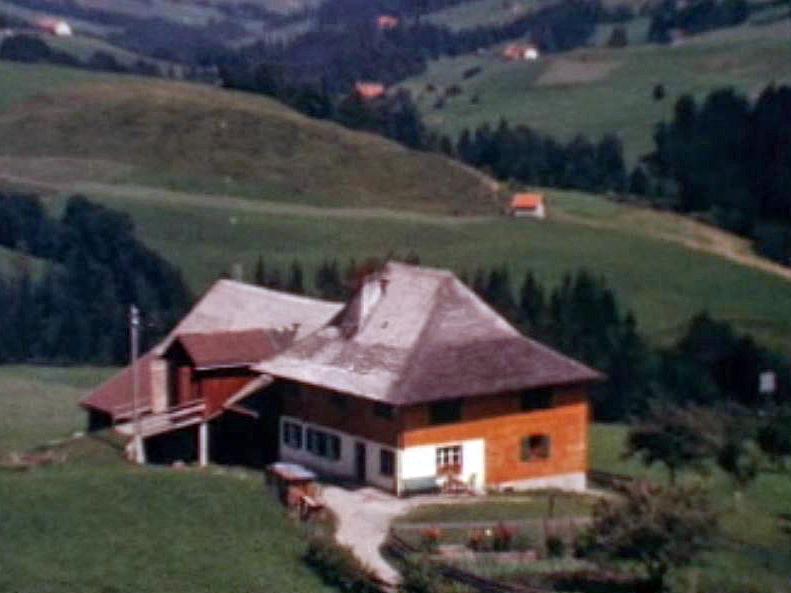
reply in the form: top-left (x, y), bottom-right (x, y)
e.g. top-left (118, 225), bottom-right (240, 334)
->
top-left (399, 439), bottom-right (486, 493)
top-left (279, 416), bottom-right (395, 491)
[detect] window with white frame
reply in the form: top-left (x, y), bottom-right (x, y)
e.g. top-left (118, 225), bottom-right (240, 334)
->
top-left (436, 445), bottom-right (463, 475)
top-left (306, 427), bottom-right (342, 461)
top-left (282, 421), bottom-right (303, 449)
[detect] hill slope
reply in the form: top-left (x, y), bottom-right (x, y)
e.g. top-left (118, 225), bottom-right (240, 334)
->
top-left (0, 69), bottom-right (501, 214)
top-left (401, 20), bottom-right (791, 162)
top-left (1, 63), bottom-right (791, 355)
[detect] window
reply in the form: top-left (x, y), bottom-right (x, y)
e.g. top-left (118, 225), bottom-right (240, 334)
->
top-left (429, 399), bottom-right (462, 425)
top-left (521, 435), bottom-right (551, 461)
top-left (380, 449), bottom-right (395, 477)
top-left (520, 388), bottom-right (553, 412)
top-left (282, 421), bottom-right (303, 449)
top-left (436, 445), bottom-right (463, 475)
top-left (374, 402), bottom-right (394, 420)
top-left (306, 427), bottom-right (342, 461)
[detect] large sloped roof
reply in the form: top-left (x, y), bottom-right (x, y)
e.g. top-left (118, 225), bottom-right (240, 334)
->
top-left (171, 329), bottom-right (279, 370)
top-left (255, 262), bottom-right (603, 405)
top-left (81, 280), bottom-right (343, 416)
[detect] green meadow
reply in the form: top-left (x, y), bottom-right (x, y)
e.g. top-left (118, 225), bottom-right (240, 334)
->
top-left (401, 21), bottom-right (791, 162)
top-left (0, 365), bottom-right (333, 593)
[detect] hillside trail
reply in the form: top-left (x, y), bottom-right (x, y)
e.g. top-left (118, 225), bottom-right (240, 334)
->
top-left (2, 166), bottom-right (791, 283)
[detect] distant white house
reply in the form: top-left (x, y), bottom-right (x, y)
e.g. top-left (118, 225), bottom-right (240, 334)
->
top-left (509, 193), bottom-right (546, 219)
top-left (35, 18), bottom-right (73, 37)
top-left (502, 42), bottom-right (540, 62)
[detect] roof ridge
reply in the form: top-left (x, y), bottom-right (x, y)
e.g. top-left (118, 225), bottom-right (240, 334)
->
top-left (216, 279), bottom-right (342, 307)
top-left (384, 274), bottom-right (454, 401)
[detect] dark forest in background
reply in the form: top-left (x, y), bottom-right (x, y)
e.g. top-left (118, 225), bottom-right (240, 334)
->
top-left (0, 194), bottom-right (191, 364)
top-left (643, 84), bottom-right (791, 265)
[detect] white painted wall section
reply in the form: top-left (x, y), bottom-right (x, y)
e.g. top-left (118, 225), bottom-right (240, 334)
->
top-left (400, 439), bottom-right (486, 493)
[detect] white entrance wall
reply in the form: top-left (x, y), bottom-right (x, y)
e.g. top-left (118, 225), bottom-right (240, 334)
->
top-left (399, 439), bottom-right (486, 493)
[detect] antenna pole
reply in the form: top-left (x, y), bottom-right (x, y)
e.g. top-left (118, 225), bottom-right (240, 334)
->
top-left (130, 305), bottom-right (145, 464)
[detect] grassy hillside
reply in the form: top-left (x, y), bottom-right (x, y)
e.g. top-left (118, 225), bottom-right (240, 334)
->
top-left (27, 183), bottom-right (791, 355)
top-left (401, 21), bottom-right (791, 162)
top-left (0, 366), bottom-right (114, 456)
top-left (0, 67), bottom-right (502, 215)
top-left (0, 365), bottom-right (333, 593)
top-left (1, 63), bottom-right (791, 354)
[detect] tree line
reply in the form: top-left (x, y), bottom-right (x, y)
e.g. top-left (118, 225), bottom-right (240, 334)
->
top-left (642, 84), bottom-right (791, 265)
top-left (0, 193), bottom-right (191, 364)
top-left (0, 34), bottom-right (161, 77)
top-left (450, 121), bottom-right (628, 195)
top-left (248, 255), bottom-right (790, 422)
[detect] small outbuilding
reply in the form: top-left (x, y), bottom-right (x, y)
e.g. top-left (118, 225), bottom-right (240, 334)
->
top-left (353, 82), bottom-right (386, 101)
top-left (502, 42), bottom-right (539, 62)
top-left (376, 15), bottom-right (400, 30)
top-left (509, 192), bottom-right (546, 219)
top-left (35, 18), bottom-right (73, 37)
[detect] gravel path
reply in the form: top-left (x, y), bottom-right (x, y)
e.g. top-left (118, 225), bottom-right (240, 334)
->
top-left (321, 485), bottom-right (415, 586)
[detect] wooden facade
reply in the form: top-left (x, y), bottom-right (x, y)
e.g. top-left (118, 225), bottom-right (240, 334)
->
top-left (279, 381), bottom-right (589, 490)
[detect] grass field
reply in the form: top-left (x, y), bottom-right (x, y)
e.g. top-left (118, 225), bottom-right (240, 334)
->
top-left (1, 63), bottom-right (791, 356)
top-left (41, 185), bottom-right (791, 355)
top-left (0, 366), bottom-right (115, 456)
top-left (401, 20), bottom-right (791, 163)
top-left (0, 365), bottom-right (333, 593)
top-left (0, 69), bottom-right (502, 215)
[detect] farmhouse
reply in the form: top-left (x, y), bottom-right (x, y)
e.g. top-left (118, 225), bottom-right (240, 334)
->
top-left (509, 192), bottom-right (546, 219)
top-left (35, 18), bottom-right (72, 36)
top-left (376, 14), bottom-right (400, 30)
top-left (354, 82), bottom-right (386, 101)
top-left (502, 42), bottom-right (539, 62)
top-left (82, 263), bottom-right (601, 493)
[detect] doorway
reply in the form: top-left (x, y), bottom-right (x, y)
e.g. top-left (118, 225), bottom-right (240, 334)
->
top-left (355, 442), bottom-right (367, 482)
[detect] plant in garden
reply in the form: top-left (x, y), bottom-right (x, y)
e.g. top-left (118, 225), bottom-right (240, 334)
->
top-left (492, 523), bottom-right (516, 551)
top-left (583, 480), bottom-right (719, 592)
top-left (303, 534), bottom-right (380, 593)
top-left (420, 527), bottom-right (442, 553)
top-left (545, 534), bottom-right (566, 558)
top-left (467, 529), bottom-right (487, 551)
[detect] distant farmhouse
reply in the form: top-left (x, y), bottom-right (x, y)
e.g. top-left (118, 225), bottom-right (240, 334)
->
top-left (509, 192), bottom-right (546, 219)
top-left (353, 82), bottom-right (387, 101)
top-left (82, 263), bottom-right (601, 494)
top-left (376, 14), bottom-right (400, 30)
top-left (35, 17), bottom-right (72, 36)
top-left (502, 42), bottom-right (539, 62)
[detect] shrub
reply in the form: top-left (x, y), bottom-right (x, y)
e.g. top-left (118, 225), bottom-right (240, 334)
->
top-left (492, 523), bottom-right (516, 551)
top-left (546, 535), bottom-right (566, 558)
top-left (419, 527), bottom-right (442, 553)
top-left (304, 534), bottom-right (381, 593)
top-left (399, 557), bottom-right (447, 593)
top-left (467, 529), bottom-right (487, 551)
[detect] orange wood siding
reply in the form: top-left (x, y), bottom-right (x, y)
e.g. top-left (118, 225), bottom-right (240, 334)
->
top-left (400, 388), bottom-right (589, 485)
top-left (281, 384), bottom-right (400, 447)
top-left (197, 369), bottom-right (258, 417)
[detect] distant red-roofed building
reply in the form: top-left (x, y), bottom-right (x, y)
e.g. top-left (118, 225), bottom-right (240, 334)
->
top-left (354, 82), bottom-right (386, 101)
top-left (509, 192), bottom-right (546, 219)
top-left (502, 42), bottom-right (539, 61)
top-left (35, 17), bottom-right (72, 36)
top-left (376, 14), bottom-right (400, 30)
